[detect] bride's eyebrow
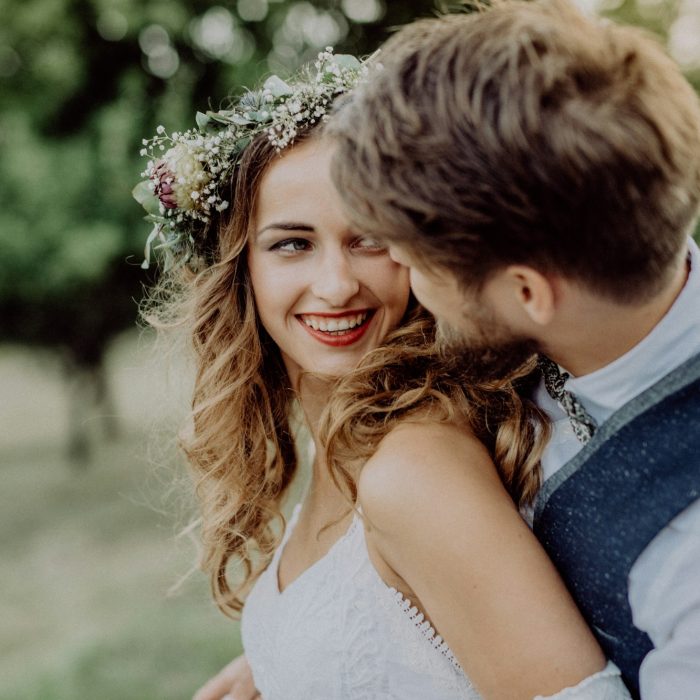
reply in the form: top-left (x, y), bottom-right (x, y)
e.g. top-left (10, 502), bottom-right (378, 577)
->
top-left (256, 222), bottom-right (315, 237)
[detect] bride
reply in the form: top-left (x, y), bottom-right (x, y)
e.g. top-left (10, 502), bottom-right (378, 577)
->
top-left (138, 52), bottom-right (630, 699)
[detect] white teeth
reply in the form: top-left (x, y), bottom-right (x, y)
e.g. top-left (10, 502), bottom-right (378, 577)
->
top-left (301, 312), bottom-right (369, 333)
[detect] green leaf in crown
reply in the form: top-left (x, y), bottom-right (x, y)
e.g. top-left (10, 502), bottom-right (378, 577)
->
top-left (134, 48), bottom-right (369, 271)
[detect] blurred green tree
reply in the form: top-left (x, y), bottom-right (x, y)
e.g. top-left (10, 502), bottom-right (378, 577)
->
top-left (0, 0), bottom-right (697, 461)
top-left (0, 0), bottom-right (440, 462)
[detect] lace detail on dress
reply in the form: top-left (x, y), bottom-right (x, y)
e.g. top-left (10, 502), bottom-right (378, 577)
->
top-left (242, 506), bottom-right (480, 699)
top-left (534, 662), bottom-right (631, 700)
top-left (242, 503), bottom-right (631, 700)
top-left (341, 516), bottom-right (391, 700)
top-left (388, 587), bottom-right (463, 672)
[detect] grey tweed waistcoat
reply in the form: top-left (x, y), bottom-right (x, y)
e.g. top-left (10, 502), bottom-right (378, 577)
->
top-left (533, 351), bottom-right (700, 699)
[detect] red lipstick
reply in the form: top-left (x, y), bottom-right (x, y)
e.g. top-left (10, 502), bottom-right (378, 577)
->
top-left (297, 310), bottom-right (375, 347)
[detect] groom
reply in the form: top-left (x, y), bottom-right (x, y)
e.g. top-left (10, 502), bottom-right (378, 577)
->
top-left (328, 1), bottom-right (700, 698)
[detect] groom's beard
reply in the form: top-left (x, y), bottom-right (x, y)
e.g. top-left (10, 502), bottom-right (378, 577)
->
top-left (436, 316), bottom-right (538, 382)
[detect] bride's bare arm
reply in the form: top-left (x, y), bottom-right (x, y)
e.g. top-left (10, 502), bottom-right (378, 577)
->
top-left (358, 421), bottom-right (607, 700)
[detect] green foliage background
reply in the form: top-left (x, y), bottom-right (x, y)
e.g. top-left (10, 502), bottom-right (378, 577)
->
top-left (0, 0), bottom-right (445, 365)
top-left (0, 0), bottom-right (697, 357)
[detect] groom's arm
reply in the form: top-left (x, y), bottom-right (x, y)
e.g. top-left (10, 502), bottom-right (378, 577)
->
top-left (192, 655), bottom-right (258, 700)
top-left (629, 498), bottom-right (700, 699)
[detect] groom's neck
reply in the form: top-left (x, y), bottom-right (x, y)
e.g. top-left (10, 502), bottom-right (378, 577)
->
top-left (541, 256), bottom-right (690, 378)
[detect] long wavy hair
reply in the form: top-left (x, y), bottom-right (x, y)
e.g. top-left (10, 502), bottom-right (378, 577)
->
top-left (320, 309), bottom-right (549, 515)
top-left (148, 119), bottom-right (549, 618)
top-left (146, 124), bottom-right (321, 617)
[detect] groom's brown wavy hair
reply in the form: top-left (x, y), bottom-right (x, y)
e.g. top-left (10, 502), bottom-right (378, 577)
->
top-left (329, 0), bottom-right (700, 302)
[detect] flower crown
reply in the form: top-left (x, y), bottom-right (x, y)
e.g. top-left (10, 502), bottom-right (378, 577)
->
top-left (133, 48), bottom-right (368, 270)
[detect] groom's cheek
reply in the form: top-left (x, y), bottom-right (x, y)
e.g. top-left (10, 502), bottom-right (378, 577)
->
top-left (407, 266), bottom-right (448, 315)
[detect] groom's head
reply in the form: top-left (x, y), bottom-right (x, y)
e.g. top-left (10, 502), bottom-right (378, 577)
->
top-left (329, 0), bottom-right (700, 377)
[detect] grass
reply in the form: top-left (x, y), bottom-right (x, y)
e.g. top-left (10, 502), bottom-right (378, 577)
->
top-left (0, 332), bottom-right (242, 700)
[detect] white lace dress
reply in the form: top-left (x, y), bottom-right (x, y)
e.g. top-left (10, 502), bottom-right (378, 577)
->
top-left (241, 505), bottom-right (631, 700)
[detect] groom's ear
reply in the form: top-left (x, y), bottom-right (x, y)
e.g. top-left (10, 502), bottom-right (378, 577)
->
top-left (503, 265), bottom-right (557, 326)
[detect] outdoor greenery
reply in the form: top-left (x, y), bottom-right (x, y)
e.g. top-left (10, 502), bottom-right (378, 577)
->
top-left (0, 0), bottom-right (440, 460)
top-left (1, 1), bottom-right (698, 698)
top-left (0, 332), bottom-right (240, 700)
top-left (0, 0), bottom-right (696, 380)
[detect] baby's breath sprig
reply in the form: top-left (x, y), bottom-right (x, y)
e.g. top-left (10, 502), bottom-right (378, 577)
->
top-left (133, 48), bottom-right (368, 271)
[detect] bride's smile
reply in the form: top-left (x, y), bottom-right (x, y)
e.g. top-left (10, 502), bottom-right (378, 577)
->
top-left (247, 137), bottom-right (409, 385)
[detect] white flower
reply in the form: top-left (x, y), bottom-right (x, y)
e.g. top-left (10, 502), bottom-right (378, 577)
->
top-left (157, 143), bottom-right (213, 211)
top-left (137, 46), bottom-right (369, 266)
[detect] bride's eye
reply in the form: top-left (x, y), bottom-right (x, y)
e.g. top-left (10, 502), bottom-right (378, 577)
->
top-left (353, 236), bottom-right (386, 252)
top-left (271, 238), bottom-right (312, 254)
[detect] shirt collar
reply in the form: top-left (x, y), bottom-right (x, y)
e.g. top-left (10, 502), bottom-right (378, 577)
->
top-left (565, 237), bottom-right (700, 423)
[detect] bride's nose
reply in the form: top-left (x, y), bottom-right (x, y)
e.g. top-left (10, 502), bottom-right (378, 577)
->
top-left (310, 250), bottom-right (361, 307)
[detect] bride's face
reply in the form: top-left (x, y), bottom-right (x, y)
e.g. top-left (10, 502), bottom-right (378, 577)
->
top-left (247, 137), bottom-right (410, 387)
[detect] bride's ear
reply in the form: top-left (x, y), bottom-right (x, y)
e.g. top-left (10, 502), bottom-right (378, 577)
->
top-left (503, 265), bottom-right (557, 326)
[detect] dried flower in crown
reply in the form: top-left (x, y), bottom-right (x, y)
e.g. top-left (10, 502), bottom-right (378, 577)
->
top-left (133, 49), bottom-right (369, 271)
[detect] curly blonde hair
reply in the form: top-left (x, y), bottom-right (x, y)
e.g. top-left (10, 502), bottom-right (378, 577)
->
top-left (148, 120), bottom-right (549, 619)
top-left (320, 308), bottom-right (549, 513)
top-left (147, 126), bottom-right (319, 617)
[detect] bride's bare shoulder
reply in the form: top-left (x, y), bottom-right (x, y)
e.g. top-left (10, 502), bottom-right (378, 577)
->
top-left (357, 420), bottom-right (513, 533)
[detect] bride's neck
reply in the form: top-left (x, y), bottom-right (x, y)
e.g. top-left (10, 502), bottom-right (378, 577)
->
top-left (297, 375), bottom-right (354, 514)
top-left (298, 375), bottom-right (334, 472)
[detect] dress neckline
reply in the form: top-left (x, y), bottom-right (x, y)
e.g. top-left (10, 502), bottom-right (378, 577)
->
top-left (275, 503), bottom-right (360, 596)
top-left (273, 504), bottom-right (461, 670)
